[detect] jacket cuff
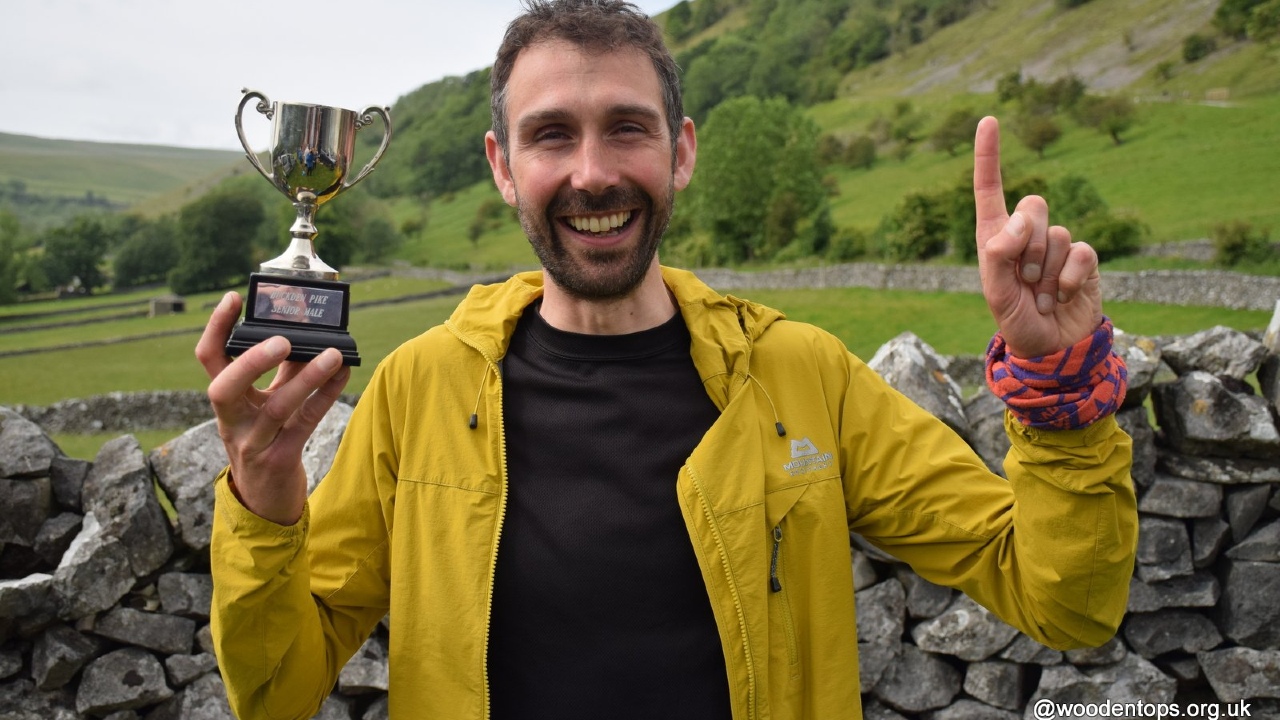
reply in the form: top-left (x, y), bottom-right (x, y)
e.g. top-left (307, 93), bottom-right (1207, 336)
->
top-left (214, 467), bottom-right (309, 539)
top-left (985, 317), bottom-right (1128, 430)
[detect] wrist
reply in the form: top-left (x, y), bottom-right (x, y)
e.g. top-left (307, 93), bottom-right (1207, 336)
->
top-left (225, 464), bottom-right (307, 527)
top-left (986, 317), bottom-right (1128, 430)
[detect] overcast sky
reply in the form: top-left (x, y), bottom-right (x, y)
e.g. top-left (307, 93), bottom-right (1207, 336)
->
top-left (2, 0), bottom-right (675, 152)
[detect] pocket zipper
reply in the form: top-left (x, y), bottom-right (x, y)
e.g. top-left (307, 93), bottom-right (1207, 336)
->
top-left (770, 525), bottom-right (783, 592)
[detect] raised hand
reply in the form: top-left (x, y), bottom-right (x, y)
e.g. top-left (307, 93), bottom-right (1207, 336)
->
top-left (973, 116), bottom-right (1103, 359)
top-left (194, 292), bottom-right (350, 525)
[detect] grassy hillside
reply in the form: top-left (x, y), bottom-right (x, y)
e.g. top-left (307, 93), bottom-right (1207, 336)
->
top-left (791, 0), bottom-right (1280, 244)
top-left (5, 0), bottom-right (1277, 268)
top-left (383, 0), bottom-right (1280, 270)
top-left (813, 93), bottom-right (1280, 243)
top-left (0, 133), bottom-right (240, 205)
top-left (391, 89), bottom-right (1280, 270)
top-left (832, 0), bottom-right (1280, 99)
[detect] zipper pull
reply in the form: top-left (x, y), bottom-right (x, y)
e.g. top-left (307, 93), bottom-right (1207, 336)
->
top-left (769, 525), bottom-right (783, 593)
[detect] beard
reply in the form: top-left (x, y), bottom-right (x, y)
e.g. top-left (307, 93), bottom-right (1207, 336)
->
top-left (514, 180), bottom-right (675, 301)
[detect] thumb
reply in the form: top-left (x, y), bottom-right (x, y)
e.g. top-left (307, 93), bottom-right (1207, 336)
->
top-left (983, 211), bottom-right (1030, 267)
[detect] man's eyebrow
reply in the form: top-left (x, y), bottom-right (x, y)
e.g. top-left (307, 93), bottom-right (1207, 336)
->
top-left (607, 104), bottom-right (663, 124)
top-left (516, 104), bottom-right (664, 133)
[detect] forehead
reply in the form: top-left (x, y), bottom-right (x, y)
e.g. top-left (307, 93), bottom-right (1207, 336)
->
top-left (503, 40), bottom-right (664, 126)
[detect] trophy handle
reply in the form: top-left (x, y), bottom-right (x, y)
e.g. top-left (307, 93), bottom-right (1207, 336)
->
top-left (235, 88), bottom-right (276, 186)
top-left (343, 106), bottom-right (393, 191)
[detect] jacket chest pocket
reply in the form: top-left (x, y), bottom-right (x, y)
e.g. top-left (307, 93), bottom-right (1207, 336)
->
top-left (763, 475), bottom-right (847, 686)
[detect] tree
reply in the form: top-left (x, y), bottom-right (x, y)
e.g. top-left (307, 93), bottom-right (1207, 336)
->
top-left (690, 0), bottom-right (730, 33)
top-left (311, 200), bottom-right (362, 271)
top-left (996, 70), bottom-right (1024, 103)
top-left (468, 196), bottom-right (510, 245)
top-left (888, 100), bottom-right (925, 161)
top-left (1043, 175), bottom-right (1144, 262)
top-left (1183, 33), bottom-right (1217, 62)
top-left (664, 0), bottom-right (693, 42)
top-left (1083, 214), bottom-right (1146, 262)
top-left (1049, 175), bottom-right (1108, 225)
top-left (1247, 0), bottom-right (1280, 41)
top-left (0, 210), bottom-right (20, 304)
top-left (1075, 95), bottom-right (1136, 145)
top-left (929, 108), bottom-right (982, 156)
top-left (1044, 75), bottom-right (1087, 112)
top-left (407, 78), bottom-right (494, 198)
top-left (826, 227), bottom-right (869, 261)
top-left (40, 216), bottom-right (114, 293)
top-left (1212, 220), bottom-right (1273, 267)
top-left (682, 36), bottom-right (759, 121)
top-left (1014, 113), bottom-right (1062, 159)
top-left (1017, 74), bottom-right (1087, 116)
top-left (842, 135), bottom-right (878, 170)
top-left (113, 215), bottom-right (179, 288)
top-left (825, 12), bottom-right (892, 71)
top-left (169, 187), bottom-right (265, 295)
top-left (358, 217), bottom-right (402, 264)
top-left (1215, 0), bottom-right (1268, 38)
top-left (693, 96), bottom-right (826, 263)
top-left (875, 191), bottom-right (950, 262)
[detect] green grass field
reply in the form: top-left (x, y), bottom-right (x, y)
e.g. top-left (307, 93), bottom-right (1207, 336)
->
top-left (2, 280), bottom-right (1268, 408)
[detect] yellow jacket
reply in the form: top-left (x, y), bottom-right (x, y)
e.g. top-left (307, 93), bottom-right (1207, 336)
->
top-left (210, 267), bottom-right (1137, 720)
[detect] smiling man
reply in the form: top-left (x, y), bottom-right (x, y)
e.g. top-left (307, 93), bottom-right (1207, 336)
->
top-left (199, 2), bottom-right (1137, 719)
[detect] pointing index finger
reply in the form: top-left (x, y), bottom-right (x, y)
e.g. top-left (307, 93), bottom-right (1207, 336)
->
top-left (974, 116), bottom-right (1008, 250)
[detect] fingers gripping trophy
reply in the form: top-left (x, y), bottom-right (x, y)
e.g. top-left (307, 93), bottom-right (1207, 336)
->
top-left (224, 89), bottom-right (392, 367)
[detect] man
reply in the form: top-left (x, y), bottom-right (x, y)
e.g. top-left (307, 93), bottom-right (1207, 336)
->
top-left (197, 1), bottom-right (1137, 718)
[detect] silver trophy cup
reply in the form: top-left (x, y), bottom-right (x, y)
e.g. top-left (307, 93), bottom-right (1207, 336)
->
top-left (224, 89), bottom-right (392, 366)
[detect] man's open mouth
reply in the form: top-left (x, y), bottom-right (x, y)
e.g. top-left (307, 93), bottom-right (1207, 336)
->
top-left (564, 211), bottom-right (635, 237)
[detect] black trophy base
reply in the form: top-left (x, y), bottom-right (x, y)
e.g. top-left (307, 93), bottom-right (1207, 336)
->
top-left (225, 273), bottom-right (361, 367)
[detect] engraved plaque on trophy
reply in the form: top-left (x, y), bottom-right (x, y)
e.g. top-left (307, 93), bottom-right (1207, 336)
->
top-left (224, 88), bottom-right (392, 366)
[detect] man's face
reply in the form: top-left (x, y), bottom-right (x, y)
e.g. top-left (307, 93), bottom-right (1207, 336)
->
top-left (485, 40), bottom-right (695, 301)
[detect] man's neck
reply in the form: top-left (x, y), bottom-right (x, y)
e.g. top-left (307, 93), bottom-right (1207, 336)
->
top-left (537, 263), bottom-right (676, 335)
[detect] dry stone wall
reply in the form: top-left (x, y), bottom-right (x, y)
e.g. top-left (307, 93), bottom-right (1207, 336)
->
top-left (692, 265), bottom-right (1280, 312)
top-left (3, 317), bottom-right (1280, 718)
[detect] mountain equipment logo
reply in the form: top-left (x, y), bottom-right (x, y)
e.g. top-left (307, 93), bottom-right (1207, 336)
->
top-left (791, 438), bottom-right (820, 458)
top-left (783, 437), bottom-right (833, 476)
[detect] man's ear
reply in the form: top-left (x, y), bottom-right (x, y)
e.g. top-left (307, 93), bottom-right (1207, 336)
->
top-left (485, 130), bottom-right (518, 206)
top-left (673, 117), bottom-right (697, 192)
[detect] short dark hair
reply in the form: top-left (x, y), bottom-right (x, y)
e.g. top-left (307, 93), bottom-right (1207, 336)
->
top-left (490, 0), bottom-right (683, 160)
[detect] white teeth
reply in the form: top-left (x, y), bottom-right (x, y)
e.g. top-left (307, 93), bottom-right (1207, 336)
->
top-left (569, 211), bottom-right (632, 234)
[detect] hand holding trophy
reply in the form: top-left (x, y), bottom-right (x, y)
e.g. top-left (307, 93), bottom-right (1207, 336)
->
top-left (224, 89), bottom-right (393, 367)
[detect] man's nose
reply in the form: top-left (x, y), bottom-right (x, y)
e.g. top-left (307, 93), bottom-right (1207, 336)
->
top-left (569, 136), bottom-right (619, 194)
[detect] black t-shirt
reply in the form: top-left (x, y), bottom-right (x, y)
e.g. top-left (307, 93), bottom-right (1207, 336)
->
top-left (488, 303), bottom-right (730, 719)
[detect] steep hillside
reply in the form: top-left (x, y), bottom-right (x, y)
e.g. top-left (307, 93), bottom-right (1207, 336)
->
top-left (832, 0), bottom-right (1278, 100)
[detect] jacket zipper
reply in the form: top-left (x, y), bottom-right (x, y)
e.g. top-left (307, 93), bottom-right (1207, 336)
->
top-left (690, 469), bottom-right (758, 720)
top-left (482, 360), bottom-right (507, 720)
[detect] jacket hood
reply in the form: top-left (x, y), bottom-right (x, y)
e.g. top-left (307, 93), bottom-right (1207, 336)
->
top-left (443, 266), bottom-right (786, 411)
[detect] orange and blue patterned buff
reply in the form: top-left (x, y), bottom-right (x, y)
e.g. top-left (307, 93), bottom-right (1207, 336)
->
top-left (985, 318), bottom-right (1128, 430)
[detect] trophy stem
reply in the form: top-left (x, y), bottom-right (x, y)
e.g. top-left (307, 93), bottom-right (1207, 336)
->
top-left (258, 192), bottom-right (339, 280)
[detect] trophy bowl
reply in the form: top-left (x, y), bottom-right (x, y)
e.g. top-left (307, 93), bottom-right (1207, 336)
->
top-left (224, 89), bottom-right (392, 366)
